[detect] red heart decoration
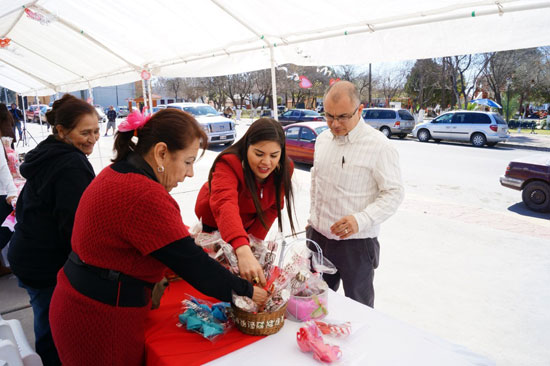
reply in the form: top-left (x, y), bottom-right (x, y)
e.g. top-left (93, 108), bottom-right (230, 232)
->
top-left (299, 76), bottom-right (313, 89)
top-left (329, 78), bottom-right (341, 86)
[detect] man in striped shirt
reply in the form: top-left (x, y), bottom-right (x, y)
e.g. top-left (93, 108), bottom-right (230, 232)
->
top-left (307, 81), bottom-right (404, 307)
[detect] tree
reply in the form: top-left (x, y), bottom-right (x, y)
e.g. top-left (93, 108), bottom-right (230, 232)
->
top-left (404, 59), bottom-right (442, 111)
top-left (165, 78), bottom-right (185, 101)
top-left (378, 66), bottom-right (408, 107)
top-left (225, 73), bottom-right (253, 108)
top-left (198, 76), bottom-right (228, 110)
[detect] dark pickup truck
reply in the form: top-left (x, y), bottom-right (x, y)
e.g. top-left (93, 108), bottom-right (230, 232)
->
top-left (500, 155), bottom-right (550, 212)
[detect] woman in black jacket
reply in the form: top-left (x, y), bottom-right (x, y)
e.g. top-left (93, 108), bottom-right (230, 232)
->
top-left (8, 94), bottom-right (100, 366)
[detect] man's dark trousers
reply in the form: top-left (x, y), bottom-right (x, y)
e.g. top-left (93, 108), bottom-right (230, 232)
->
top-left (306, 226), bottom-right (379, 308)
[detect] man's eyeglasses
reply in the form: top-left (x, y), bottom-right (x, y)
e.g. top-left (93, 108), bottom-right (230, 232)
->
top-left (325, 106), bottom-right (359, 123)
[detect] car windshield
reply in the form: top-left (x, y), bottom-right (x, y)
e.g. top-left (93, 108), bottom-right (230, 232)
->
top-left (315, 126), bottom-right (329, 134)
top-left (183, 105), bottom-right (219, 116)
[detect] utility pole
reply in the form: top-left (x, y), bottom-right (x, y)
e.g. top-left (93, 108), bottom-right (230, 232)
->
top-left (368, 63), bottom-right (372, 107)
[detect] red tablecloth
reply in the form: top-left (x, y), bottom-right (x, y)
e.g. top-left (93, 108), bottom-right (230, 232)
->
top-left (144, 280), bottom-right (263, 366)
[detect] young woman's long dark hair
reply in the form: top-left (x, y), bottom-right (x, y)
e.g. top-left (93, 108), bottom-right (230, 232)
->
top-left (0, 103), bottom-right (15, 139)
top-left (208, 118), bottom-right (296, 236)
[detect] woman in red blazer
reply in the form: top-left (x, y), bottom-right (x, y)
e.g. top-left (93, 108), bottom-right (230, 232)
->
top-left (195, 118), bottom-right (296, 286)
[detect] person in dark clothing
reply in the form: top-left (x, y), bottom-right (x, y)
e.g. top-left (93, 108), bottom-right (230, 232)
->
top-left (9, 103), bottom-right (23, 141)
top-left (0, 106), bottom-right (18, 274)
top-left (104, 105), bottom-right (117, 136)
top-left (8, 94), bottom-right (100, 366)
top-left (49, 108), bottom-right (267, 365)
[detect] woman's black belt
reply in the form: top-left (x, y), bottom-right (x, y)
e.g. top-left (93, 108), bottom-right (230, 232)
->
top-left (202, 223), bottom-right (217, 233)
top-left (63, 251), bottom-right (154, 308)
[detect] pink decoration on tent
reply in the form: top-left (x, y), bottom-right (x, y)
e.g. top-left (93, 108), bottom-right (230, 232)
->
top-left (299, 76), bottom-right (313, 89)
top-left (24, 8), bottom-right (52, 25)
top-left (141, 70), bottom-right (151, 80)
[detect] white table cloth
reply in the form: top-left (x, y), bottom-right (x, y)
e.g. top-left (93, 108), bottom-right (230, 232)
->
top-left (208, 290), bottom-right (493, 365)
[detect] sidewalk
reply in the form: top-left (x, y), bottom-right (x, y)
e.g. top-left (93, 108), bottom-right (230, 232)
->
top-left (501, 132), bottom-right (550, 152)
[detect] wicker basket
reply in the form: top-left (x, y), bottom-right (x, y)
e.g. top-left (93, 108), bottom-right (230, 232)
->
top-left (231, 303), bottom-right (288, 336)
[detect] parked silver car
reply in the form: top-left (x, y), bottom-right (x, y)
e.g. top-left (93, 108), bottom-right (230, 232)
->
top-left (166, 102), bottom-right (235, 145)
top-left (412, 111), bottom-right (509, 147)
top-left (361, 108), bottom-right (415, 139)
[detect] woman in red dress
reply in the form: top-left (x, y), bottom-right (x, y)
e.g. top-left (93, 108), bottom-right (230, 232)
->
top-left (195, 118), bottom-right (296, 287)
top-left (49, 109), bottom-right (267, 365)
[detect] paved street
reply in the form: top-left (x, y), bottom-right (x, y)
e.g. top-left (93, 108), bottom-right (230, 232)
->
top-left (2, 120), bottom-right (549, 365)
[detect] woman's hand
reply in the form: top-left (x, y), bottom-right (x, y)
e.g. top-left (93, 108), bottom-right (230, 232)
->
top-left (235, 245), bottom-right (266, 287)
top-left (6, 196), bottom-right (16, 208)
top-left (251, 286), bottom-right (268, 305)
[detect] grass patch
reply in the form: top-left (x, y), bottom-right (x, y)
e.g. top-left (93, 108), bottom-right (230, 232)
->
top-left (508, 128), bottom-right (550, 135)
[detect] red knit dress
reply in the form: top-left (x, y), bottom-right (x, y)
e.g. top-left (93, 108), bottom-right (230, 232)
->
top-left (194, 154), bottom-right (292, 249)
top-left (49, 165), bottom-right (188, 365)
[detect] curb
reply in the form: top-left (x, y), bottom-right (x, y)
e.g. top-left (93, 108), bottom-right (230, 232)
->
top-left (500, 143), bottom-right (550, 152)
top-left (402, 136), bottom-right (550, 152)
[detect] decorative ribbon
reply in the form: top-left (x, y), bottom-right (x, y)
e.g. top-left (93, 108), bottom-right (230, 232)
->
top-left (309, 294), bottom-right (328, 319)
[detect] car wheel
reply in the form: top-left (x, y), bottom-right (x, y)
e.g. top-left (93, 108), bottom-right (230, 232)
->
top-left (417, 129), bottom-right (431, 142)
top-left (398, 134), bottom-right (407, 139)
top-left (471, 133), bottom-right (487, 147)
top-left (380, 127), bottom-right (391, 138)
top-left (522, 181), bottom-right (550, 212)
top-left (487, 142), bottom-right (498, 147)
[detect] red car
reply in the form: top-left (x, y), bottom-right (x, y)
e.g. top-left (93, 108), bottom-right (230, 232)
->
top-left (500, 155), bottom-right (550, 212)
top-left (284, 121), bottom-right (329, 165)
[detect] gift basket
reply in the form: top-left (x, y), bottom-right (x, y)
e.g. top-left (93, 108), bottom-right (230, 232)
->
top-left (284, 239), bottom-right (335, 322)
top-left (192, 223), bottom-right (335, 335)
top-left (231, 236), bottom-right (290, 335)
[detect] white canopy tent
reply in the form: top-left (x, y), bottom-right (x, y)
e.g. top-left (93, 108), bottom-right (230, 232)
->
top-left (1, 0), bottom-right (550, 115)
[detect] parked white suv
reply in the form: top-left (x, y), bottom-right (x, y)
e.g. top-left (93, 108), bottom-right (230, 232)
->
top-left (166, 103), bottom-right (235, 145)
top-left (361, 108), bottom-right (415, 139)
top-left (412, 110), bottom-right (509, 147)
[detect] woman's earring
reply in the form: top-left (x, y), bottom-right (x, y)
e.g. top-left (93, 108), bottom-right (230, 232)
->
top-left (157, 165), bottom-right (165, 173)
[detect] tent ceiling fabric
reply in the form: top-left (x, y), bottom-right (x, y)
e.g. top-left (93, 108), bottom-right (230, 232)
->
top-left (0, 0), bottom-right (549, 96)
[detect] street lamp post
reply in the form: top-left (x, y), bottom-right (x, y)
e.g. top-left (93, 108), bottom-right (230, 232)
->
top-left (505, 78), bottom-right (512, 122)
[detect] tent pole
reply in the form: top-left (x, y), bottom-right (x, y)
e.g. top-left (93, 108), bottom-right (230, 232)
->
top-left (147, 70), bottom-right (153, 115)
top-left (35, 91), bottom-right (44, 139)
top-left (21, 96), bottom-right (26, 123)
top-left (87, 82), bottom-right (94, 105)
top-left (269, 47), bottom-right (278, 121)
top-left (141, 79), bottom-right (148, 113)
